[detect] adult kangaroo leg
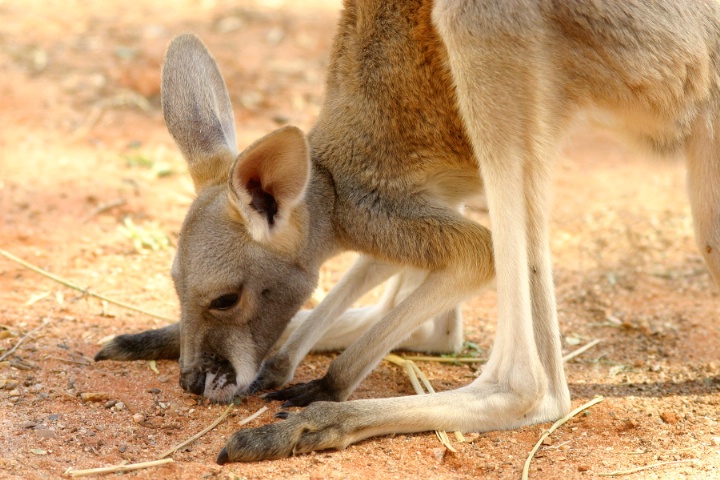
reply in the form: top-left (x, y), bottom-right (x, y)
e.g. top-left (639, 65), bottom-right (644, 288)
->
top-left (434, 0), bottom-right (570, 419)
top-left (686, 114), bottom-right (720, 287)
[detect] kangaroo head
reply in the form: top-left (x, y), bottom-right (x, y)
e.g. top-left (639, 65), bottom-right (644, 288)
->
top-left (163, 34), bottom-right (317, 401)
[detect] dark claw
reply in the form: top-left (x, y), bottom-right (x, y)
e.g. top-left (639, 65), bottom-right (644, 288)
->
top-left (246, 379), bottom-right (262, 396)
top-left (263, 390), bottom-right (285, 402)
top-left (274, 411), bottom-right (289, 419)
top-left (216, 447), bottom-right (229, 465)
top-left (220, 401), bottom-right (350, 462)
top-left (264, 377), bottom-right (340, 407)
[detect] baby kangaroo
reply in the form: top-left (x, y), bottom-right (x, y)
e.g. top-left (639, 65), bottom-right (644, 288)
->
top-left (96, 0), bottom-right (720, 464)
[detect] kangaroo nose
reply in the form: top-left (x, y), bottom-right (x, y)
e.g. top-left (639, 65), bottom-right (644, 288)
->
top-left (180, 370), bottom-right (206, 395)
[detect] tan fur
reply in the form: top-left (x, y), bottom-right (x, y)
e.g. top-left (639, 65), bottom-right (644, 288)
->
top-left (97, 0), bottom-right (720, 463)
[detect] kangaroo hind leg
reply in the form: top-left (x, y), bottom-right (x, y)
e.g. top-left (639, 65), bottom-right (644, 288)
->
top-left (433, 0), bottom-right (571, 422)
top-left (686, 112), bottom-right (720, 287)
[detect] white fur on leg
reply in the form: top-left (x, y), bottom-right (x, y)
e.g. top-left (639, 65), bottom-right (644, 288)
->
top-left (276, 268), bottom-right (464, 355)
top-left (273, 256), bottom-right (401, 377)
top-left (432, 0), bottom-right (568, 419)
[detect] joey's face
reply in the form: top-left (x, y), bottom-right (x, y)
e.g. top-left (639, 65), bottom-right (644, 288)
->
top-left (172, 187), bottom-right (316, 402)
top-left (130, 34), bottom-right (316, 403)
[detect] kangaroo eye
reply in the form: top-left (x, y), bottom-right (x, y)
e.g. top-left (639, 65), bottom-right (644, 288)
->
top-left (210, 294), bottom-right (239, 311)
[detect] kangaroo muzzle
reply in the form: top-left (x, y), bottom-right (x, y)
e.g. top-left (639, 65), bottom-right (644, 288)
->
top-left (180, 368), bottom-right (207, 396)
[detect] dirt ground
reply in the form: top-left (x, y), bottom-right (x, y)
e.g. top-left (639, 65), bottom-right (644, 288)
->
top-left (1, 1), bottom-right (719, 479)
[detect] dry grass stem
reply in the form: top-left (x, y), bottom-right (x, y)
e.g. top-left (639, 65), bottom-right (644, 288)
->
top-left (562, 339), bottom-right (602, 363)
top-left (434, 430), bottom-right (456, 453)
top-left (402, 359), bottom-right (424, 395)
top-left (116, 396), bottom-right (137, 415)
top-left (402, 355), bottom-right (484, 363)
top-left (0, 317), bottom-right (50, 362)
top-left (0, 248), bottom-right (175, 322)
top-left (65, 458), bottom-right (173, 477)
top-left (24, 291), bottom-right (52, 306)
top-left (384, 354), bottom-right (459, 452)
top-left (83, 198), bottom-right (126, 223)
top-left (522, 396), bottom-right (605, 480)
top-left (158, 405), bottom-right (268, 459)
top-left (597, 459), bottom-right (698, 476)
top-left (408, 361), bottom-right (466, 444)
top-left (148, 360), bottom-right (160, 374)
top-left (45, 355), bottom-right (92, 366)
top-left (411, 362), bottom-right (436, 394)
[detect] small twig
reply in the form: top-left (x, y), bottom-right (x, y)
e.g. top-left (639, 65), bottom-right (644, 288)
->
top-left (563, 339), bottom-right (602, 363)
top-left (623, 445), bottom-right (697, 456)
top-left (383, 354), bottom-right (406, 368)
top-left (410, 362), bottom-right (436, 394)
top-left (522, 396), bottom-right (604, 480)
top-left (83, 198), bottom-right (126, 223)
top-left (452, 430), bottom-right (466, 443)
top-left (434, 428), bottom-right (456, 453)
top-left (402, 355), bottom-right (484, 363)
top-left (70, 92), bottom-right (151, 140)
top-left (65, 458), bottom-right (173, 477)
top-left (409, 362), bottom-right (466, 443)
top-left (402, 360), bottom-right (424, 395)
top-left (116, 396), bottom-right (137, 415)
top-left (70, 102), bottom-right (105, 140)
top-left (597, 459), bottom-right (698, 477)
top-left (0, 317), bottom-right (50, 362)
top-left (158, 405), bottom-right (268, 459)
top-left (384, 354), bottom-right (459, 452)
top-left (8, 358), bottom-right (39, 370)
top-left (45, 355), bottom-right (92, 366)
top-left (24, 291), bottom-right (52, 306)
top-left (0, 248), bottom-right (175, 322)
top-left (148, 360), bottom-right (160, 374)
top-left (403, 363), bottom-right (456, 452)
top-left (542, 439), bottom-right (571, 451)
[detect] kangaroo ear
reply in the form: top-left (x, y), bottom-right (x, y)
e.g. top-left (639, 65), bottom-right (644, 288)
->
top-left (229, 126), bottom-right (310, 243)
top-left (161, 34), bottom-right (237, 192)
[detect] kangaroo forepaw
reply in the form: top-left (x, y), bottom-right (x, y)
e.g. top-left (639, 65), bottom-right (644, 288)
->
top-left (248, 355), bottom-right (294, 395)
top-left (264, 376), bottom-right (341, 407)
top-left (218, 402), bottom-right (350, 463)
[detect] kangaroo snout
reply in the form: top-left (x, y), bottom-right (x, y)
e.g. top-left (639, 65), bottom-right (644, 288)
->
top-left (178, 349), bottom-right (244, 402)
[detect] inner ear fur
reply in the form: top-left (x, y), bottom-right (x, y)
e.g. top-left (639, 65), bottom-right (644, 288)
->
top-left (228, 126), bottom-right (310, 243)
